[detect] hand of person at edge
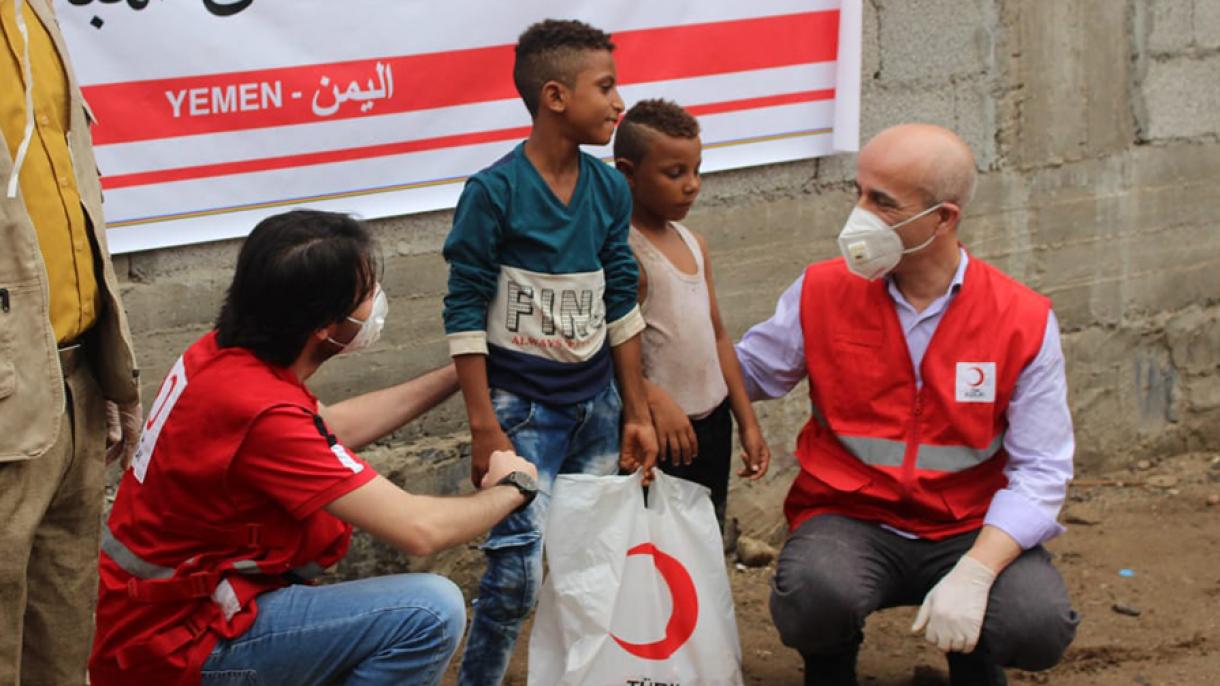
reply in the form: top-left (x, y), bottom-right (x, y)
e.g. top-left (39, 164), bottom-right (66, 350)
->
top-left (737, 423), bottom-right (771, 480)
top-left (470, 425), bottom-right (515, 489)
top-left (105, 400), bottom-right (144, 469)
top-left (619, 419), bottom-right (659, 485)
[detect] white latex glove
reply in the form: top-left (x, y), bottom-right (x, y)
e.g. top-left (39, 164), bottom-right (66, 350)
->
top-left (911, 554), bottom-right (996, 653)
top-left (105, 400), bottom-right (144, 470)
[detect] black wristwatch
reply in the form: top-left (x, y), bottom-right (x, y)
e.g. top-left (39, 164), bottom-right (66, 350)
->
top-left (496, 470), bottom-right (538, 512)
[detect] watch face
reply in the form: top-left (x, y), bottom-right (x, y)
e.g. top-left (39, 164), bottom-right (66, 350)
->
top-left (512, 471), bottom-right (538, 492)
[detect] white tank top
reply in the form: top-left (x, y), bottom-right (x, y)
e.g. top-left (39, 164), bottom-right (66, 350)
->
top-left (628, 223), bottom-right (729, 419)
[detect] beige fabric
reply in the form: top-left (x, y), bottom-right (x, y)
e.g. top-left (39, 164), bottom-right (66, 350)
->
top-left (0, 0), bottom-right (138, 464)
top-left (0, 354), bottom-right (107, 686)
top-left (629, 222), bottom-right (728, 418)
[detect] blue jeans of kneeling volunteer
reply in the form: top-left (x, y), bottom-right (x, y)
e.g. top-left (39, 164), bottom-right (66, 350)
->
top-left (199, 573), bottom-right (465, 686)
top-left (458, 382), bottom-right (622, 686)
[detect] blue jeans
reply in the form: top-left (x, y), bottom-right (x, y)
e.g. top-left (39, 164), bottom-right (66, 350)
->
top-left (200, 574), bottom-right (465, 686)
top-left (458, 382), bottom-right (622, 685)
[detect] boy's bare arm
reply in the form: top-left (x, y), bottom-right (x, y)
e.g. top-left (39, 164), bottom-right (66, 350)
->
top-left (697, 232), bottom-right (772, 479)
top-left (635, 254), bottom-right (648, 304)
top-left (611, 336), bottom-right (659, 481)
top-left (454, 354), bottom-right (514, 487)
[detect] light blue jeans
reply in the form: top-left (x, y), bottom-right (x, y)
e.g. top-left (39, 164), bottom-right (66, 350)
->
top-left (200, 573), bottom-right (465, 685)
top-left (458, 382), bottom-right (622, 685)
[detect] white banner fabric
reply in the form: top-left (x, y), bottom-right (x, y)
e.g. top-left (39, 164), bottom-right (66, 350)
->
top-left (54, 0), bottom-right (862, 253)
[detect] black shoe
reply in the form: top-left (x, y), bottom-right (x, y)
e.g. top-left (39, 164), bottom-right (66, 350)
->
top-left (947, 650), bottom-right (1007, 686)
top-left (802, 646), bottom-right (859, 686)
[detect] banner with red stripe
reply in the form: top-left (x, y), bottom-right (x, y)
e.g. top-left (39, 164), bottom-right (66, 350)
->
top-left (56, 0), bottom-right (862, 253)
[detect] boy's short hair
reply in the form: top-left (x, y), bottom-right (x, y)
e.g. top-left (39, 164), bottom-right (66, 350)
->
top-left (514, 19), bottom-right (615, 117)
top-left (613, 99), bottom-right (701, 165)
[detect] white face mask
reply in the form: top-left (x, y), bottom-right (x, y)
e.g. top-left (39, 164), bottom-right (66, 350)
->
top-left (836, 203), bottom-right (944, 280)
top-left (327, 287), bottom-right (388, 354)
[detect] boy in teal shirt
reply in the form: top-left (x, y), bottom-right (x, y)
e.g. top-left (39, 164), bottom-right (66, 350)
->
top-left (442, 19), bottom-right (658, 684)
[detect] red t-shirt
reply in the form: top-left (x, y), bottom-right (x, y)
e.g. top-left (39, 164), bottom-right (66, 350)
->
top-left (90, 333), bottom-right (377, 686)
top-left (232, 405), bottom-right (376, 520)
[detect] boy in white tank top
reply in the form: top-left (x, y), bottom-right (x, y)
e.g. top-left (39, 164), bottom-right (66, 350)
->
top-left (614, 99), bottom-right (771, 528)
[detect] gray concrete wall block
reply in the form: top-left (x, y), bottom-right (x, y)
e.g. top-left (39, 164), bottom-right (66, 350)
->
top-left (126, 237), bottom-right (239, 283)
top-left (859, 82), bottom-right (958, 142)
top-left (1166, 307), bottom-right (1220, 375)
top-left (119, 280), bottom-right (226, 333)
top-left (1196, 0), bottom-right (1220, 49)
top-left (1058, 304), bottom-right (1220, 472)
top-left (1140, 54), bottom-right (1220, 139)
top-left (952, 81), bottom-right (999, 169)
top-left (1003, 0), bottom-right (1135, 168)
top-left (862, 0), bottom-right (882, 80)
top-left (366, 208), bottom-right (453, 257)
top-left (875, 0), bottom-right (993, 82)
top-left (1146, 0), bottom-right (1197, 54)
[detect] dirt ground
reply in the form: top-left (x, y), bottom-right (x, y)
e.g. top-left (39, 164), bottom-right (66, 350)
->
top-left (444, 452), bottom-right (1220, 685)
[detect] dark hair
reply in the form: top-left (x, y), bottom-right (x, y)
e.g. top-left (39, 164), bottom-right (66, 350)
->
top-left (215, 210), bottom-right (378, 367)
top-left (613, 98), bottom-right (701, 165)
top-left (514, 18), bottom-right (615, 117)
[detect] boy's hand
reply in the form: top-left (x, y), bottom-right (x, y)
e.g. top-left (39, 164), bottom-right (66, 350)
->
top-left (649, 389), bottom-right (697, 466)
top-left (470, 425), bottom-right (515, 488)
top-left (737, 424), bottom-right (771, 480)
top-left (620, 419), bottom-right (659, 485)
top-left (480, 449), bottom-right (539, 490)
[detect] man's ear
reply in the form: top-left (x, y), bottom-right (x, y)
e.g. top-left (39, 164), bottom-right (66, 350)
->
top-left (614, 158), bottom-right (636, 188)
top-left (937, 202), bottom-right (962, 234)
top-left (540, 80), bottom-right (567, 114)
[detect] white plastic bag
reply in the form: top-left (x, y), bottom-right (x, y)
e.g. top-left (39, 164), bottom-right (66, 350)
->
top-left (529, 470), bottom-right (744, 686)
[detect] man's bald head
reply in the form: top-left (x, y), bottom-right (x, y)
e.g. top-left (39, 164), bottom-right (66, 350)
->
top-left (859, 124), bottom-right (977, 210)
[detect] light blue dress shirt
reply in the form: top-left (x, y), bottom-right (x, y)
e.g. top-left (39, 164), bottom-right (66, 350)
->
top-left (735, 250), bottom-right (1074, 549)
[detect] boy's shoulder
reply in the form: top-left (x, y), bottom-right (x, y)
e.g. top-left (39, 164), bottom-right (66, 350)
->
top-left (468, 145), bottom-right (523, 189)
top-left (671, 221), bottom-right (707, 250)
top-left (578, 149), bottom-right (630, 200)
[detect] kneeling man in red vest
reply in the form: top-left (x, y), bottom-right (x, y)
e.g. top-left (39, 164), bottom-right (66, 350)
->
top-left (736, 124), bottom-right (1079, 686)
top-left (90, 210), bottom-right (540, 686)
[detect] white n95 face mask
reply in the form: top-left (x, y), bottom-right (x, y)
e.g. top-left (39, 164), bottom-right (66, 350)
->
top-left (837, 203), bottom-right (944, 281)
top-left (329, 286), bottom-right (388, 354)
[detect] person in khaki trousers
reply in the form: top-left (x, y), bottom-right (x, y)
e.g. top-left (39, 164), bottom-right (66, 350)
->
top-left (1, 0), bottom-right (141, 683)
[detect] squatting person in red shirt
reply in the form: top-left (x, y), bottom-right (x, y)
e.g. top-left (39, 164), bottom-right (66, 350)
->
top-left (89, 210), bottom-right (540, 686)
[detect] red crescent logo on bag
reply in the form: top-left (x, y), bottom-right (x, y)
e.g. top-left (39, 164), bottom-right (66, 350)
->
top-left (610, 542), bottom-right (699, 660)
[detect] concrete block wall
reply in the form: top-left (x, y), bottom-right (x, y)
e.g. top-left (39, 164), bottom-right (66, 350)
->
top-left (111, 0), bottom-right (1220, 578)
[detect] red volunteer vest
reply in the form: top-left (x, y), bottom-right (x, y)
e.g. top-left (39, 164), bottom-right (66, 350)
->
top-left (90, 333), bottom-right (355, 686)
top-left (785, 254), bottom-right (1050, 539)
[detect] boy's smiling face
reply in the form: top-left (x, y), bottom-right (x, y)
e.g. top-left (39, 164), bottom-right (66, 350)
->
top-left (629, 132), bottom-right (702, 222)
top-left (559, 49), bottom-right (625, 145)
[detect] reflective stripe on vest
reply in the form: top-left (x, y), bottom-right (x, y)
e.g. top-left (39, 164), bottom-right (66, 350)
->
top-left (816, 403), bottom-right (1005, 473)
top-left (104, 525), bottom-right (327, 584)
top-left (102, 526), bottom-right (175, 580)
top-left (835, 433), bottom-right (1005, 472)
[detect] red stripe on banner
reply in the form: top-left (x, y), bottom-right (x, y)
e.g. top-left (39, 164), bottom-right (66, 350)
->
top-left (100, 125), bottom-right (533, 190)
top-left (685, 89), bottom-right (836, 117)
top-left (100, 89), bottom-right (834, 190)
top-left (85, 10), bottom-right (839, 146)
